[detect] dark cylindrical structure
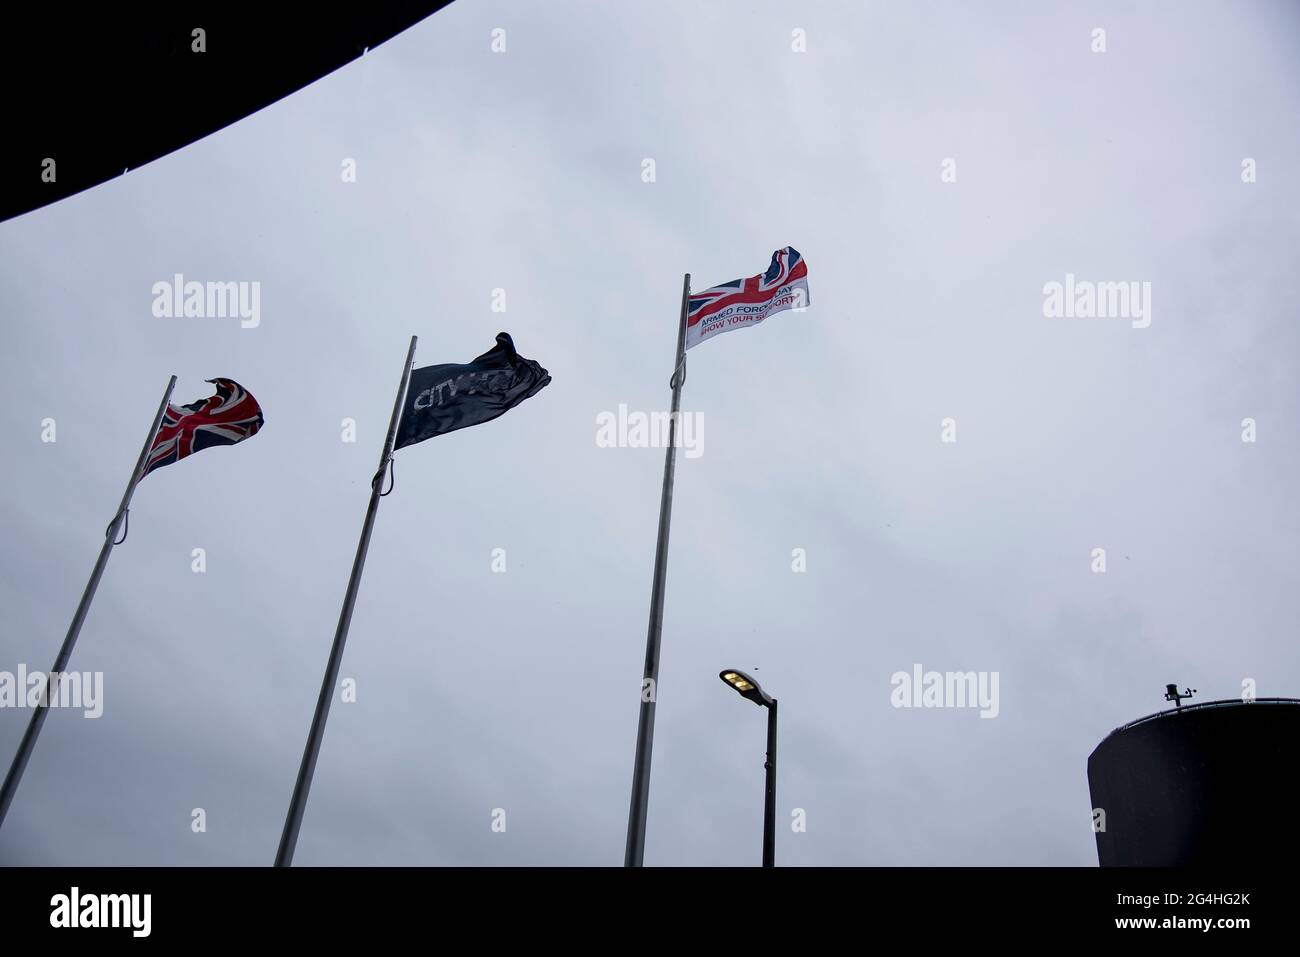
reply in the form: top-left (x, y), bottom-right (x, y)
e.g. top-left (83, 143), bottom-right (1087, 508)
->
top-left (1087, 697), bottom-right (1300, 866)
top-left (763, 698), bottom-right (778, 868)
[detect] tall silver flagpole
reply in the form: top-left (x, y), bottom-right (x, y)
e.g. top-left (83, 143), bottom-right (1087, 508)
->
top-left (0, 374), bottom-right (177, 831)
top-left (275, 335), bottom-right (418, 867)
top-left (625, 273), bottom-right (690, 866)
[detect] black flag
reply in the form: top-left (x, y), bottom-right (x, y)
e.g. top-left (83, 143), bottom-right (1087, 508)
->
top-left (395, 332), bottom-right (550, 449)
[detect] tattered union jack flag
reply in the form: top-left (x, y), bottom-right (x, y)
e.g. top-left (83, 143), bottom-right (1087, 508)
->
top-left (142, 378), bottom-right (264, 479)
top-left (686, 246), bottom-right (810, 351)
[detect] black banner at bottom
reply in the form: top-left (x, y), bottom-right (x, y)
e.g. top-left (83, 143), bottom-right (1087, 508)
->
top-left (0, 866), bottom-right (1277, 942)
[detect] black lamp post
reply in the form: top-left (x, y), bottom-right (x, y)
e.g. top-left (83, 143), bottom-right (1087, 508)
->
top-left (719, 669), bottom-right (777, 867)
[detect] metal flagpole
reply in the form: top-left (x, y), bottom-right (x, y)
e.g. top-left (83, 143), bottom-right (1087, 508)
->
top-left (624, 273), bottom-right (690, 867)
top-left (275, 335), bottom-right (418, 867)
top-left (0, 374), bottom-right (177, 831)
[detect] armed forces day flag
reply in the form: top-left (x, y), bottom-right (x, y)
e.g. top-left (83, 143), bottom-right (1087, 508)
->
top-left (142, 378), bottom-right (264, 478)
top-left (686, 246), bottom-right (809, 351)
top-left (395, 332), bottom-right (550, 449)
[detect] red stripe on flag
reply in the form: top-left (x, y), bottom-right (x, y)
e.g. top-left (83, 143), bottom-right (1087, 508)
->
top-left (688, 260), bottom-right (808, 327)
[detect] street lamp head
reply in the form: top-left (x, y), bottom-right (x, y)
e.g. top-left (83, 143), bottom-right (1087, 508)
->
top-left (719, 669), bottom-right (773, 707)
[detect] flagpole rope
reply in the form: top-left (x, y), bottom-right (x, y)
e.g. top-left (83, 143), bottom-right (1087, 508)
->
top-left (374, 456), bottom-right (395, 497)
top-left (108, 508), bottom-right (129, 545)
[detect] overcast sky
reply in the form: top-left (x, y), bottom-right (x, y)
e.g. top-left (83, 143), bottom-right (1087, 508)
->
top-left (2, 0), bottom-right (1298, 866)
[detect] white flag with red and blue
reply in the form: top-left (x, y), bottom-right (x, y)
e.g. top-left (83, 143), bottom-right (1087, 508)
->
top-left (685, 246), bottom-right (809, 351)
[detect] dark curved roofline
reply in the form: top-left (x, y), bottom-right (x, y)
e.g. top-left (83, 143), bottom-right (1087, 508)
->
top-left (1, 3), bottom-right (457, 222)
top-left (1103, 696), bottom-right (1300, 740)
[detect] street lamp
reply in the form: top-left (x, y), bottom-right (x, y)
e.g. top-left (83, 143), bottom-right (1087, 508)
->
top-left (719, 669), bottom-right (777, 867)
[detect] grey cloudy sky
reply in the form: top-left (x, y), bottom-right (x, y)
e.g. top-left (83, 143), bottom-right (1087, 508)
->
top-left (2, 0), bottom-right (1298, 866)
